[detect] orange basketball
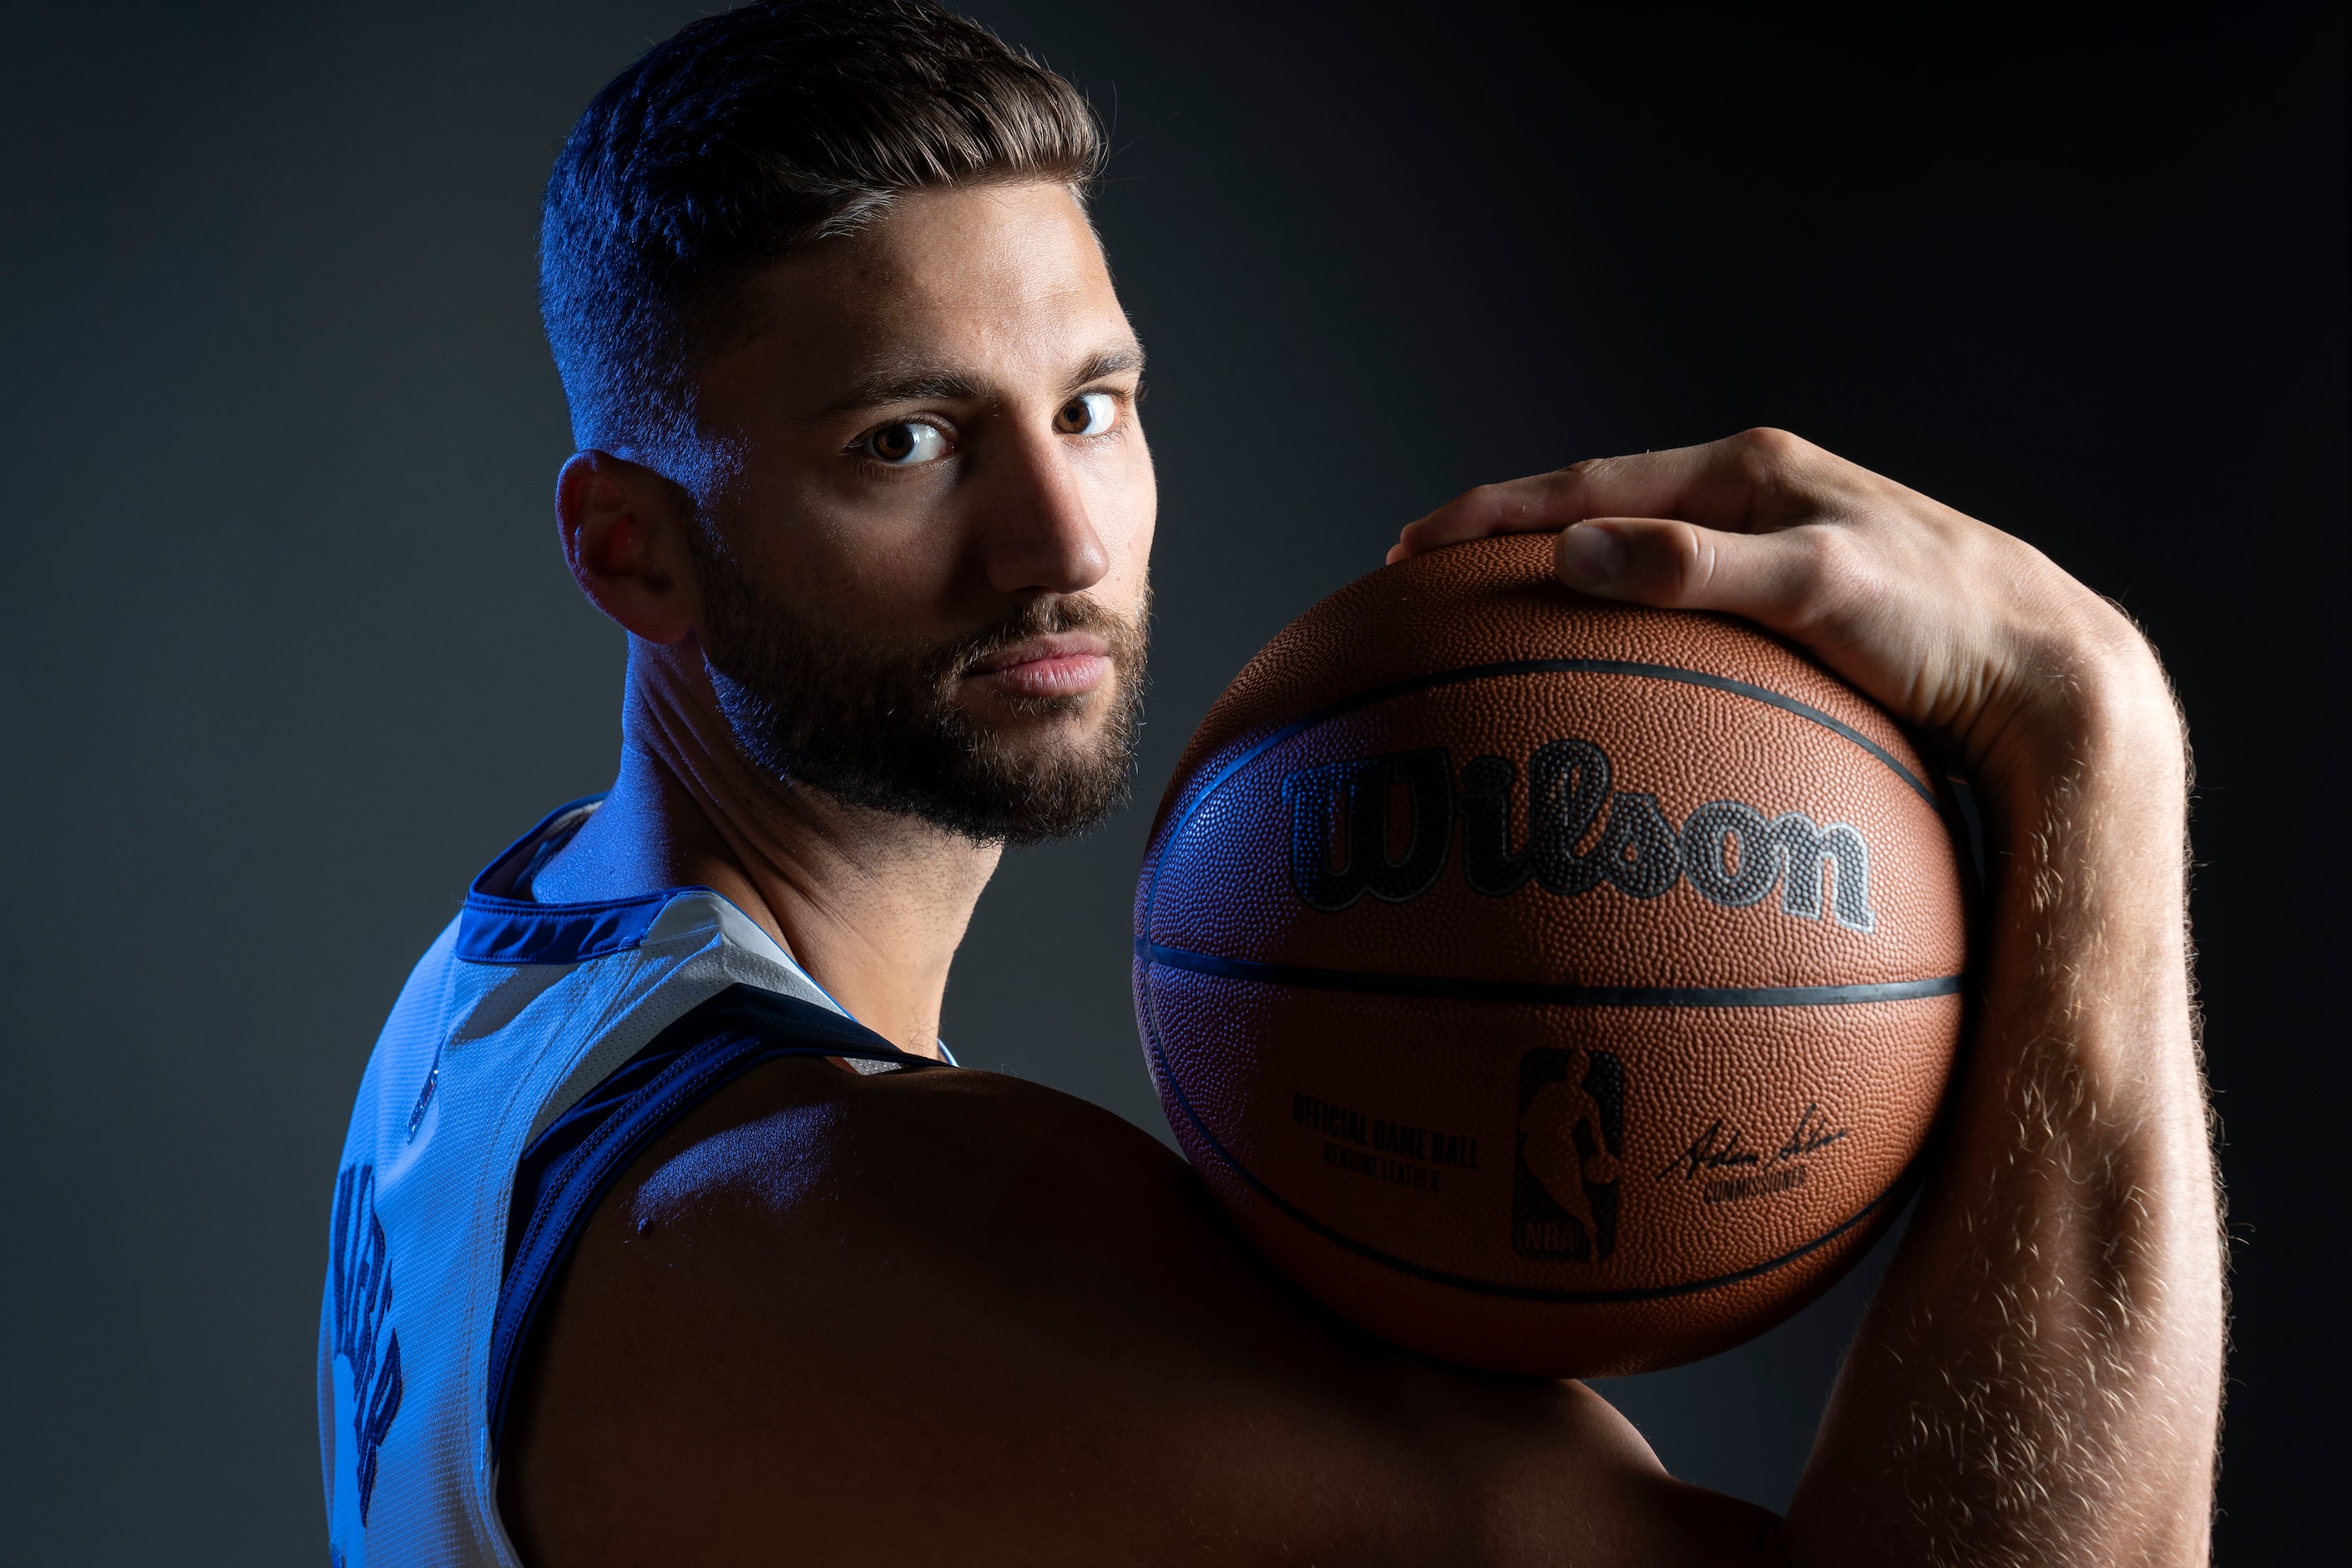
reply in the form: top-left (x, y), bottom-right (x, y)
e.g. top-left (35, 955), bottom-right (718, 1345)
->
top-left (1132, 535), bottom-right (1969, 1377)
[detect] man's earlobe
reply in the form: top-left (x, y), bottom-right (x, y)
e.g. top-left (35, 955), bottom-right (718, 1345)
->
top-left (555, 451), bottom-right (699, 646)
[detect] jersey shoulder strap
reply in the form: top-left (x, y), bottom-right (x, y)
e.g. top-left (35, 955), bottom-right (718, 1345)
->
top-left (487, 982), bottom-right (938, 1451)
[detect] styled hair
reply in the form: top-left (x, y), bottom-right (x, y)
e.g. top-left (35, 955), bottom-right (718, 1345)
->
top-left (539, 0), bottom-right (1102, 461)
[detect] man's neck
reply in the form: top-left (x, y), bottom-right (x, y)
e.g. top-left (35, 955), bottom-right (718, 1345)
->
top-left (528, 642), bottom-right (1000, 1057)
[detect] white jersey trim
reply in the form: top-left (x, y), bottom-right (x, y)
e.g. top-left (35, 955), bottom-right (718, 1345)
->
top-left (321, 799), bottom-right (866, 1567)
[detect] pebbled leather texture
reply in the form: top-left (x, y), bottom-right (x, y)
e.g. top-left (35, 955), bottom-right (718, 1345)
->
top-left (1134, 535), bottom-right (1967, 1378)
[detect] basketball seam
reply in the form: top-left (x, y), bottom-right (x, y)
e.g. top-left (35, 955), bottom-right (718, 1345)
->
top-left (1137, 976), bottom-right (1916, 1306)
top-left (1169, 657), bottom-right (1933, 838)
top-left (1138, 941), bottom-right (1964, 1009)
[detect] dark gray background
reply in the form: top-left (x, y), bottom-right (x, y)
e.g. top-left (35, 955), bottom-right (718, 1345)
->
top-left (2, 4), bottom-right (2342, 1562)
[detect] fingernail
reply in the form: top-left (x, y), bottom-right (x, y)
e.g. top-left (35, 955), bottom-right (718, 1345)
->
top-left (1557, 524), bottom-right (1623, 587)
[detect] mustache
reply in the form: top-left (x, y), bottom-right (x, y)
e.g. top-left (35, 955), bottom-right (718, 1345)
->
top-left (932, 593), bottom-right (1150, 683)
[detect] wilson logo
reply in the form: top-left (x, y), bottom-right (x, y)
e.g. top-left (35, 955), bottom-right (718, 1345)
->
top-left (1282, 739), bottom-right (1876, 933)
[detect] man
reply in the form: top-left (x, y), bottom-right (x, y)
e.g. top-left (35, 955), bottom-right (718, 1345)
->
top-left (319, 3), bottom-right (2223, 1563)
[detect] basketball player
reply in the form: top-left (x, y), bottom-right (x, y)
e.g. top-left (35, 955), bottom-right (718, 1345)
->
top-left (319, 3), bottom-right (2222, 1562)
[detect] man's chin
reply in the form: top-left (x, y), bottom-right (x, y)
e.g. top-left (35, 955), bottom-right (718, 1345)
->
top-left (946, 701), bottom-right (1136, 836)
top-left (960, 704), bottom-right (1124, 773)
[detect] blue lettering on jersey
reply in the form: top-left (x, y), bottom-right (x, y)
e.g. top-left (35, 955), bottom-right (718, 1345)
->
top-left (330, 1163), bottom-right (405, 1525)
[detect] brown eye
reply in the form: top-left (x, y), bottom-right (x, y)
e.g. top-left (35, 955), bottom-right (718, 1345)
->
top-left (867, 422), bottom-right (945, 465)
top-left (1053, 392), bottom-right (1116, 437)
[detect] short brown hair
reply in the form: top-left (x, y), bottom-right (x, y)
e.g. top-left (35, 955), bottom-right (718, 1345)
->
top-left (539, 0), bottom-right (1102, 460)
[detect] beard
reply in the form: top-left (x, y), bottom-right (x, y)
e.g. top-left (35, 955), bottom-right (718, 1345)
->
top-left (689, 528), bottom-right (1150, 847)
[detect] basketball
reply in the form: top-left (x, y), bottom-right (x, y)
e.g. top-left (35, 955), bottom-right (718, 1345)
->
top-left (1132, 534), bottom-right (1969, 1377)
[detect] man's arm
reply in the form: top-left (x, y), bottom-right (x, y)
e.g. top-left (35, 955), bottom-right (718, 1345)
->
top-left (505, 428), bottom-right (2220, 1565)
top-left (500, 1054), bottom-right (1773, 1565)
top-left (1397, 428), bottom-right (2223, 1565)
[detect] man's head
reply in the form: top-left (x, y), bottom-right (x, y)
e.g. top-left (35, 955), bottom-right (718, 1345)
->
top-left (543, 0), bottom-right (1153, 845)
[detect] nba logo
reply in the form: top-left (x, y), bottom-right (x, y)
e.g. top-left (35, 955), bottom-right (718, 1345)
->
top-left (1513, 1048), bottom-right (1626, 1262)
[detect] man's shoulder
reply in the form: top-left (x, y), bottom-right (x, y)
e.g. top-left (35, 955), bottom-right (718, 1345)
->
top-left (542, 1034), bottom-right (1209, 1330)
top-left (518, 979), bottom-right (1162, 1266)
top-left (497, 1030), bottom-right (1748, 1565)
top-left (497, 1047), bottom-right (1253, 1556)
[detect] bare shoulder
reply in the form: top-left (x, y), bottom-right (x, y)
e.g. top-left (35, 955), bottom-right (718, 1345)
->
top-left (500, 1058), bottom-right (1770, 1566)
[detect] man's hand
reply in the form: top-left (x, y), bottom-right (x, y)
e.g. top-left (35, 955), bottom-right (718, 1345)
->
top-left (1392, 428), bottom-right (2167, 795)
top-left (1397, 430), bottom-right (2224, 1567)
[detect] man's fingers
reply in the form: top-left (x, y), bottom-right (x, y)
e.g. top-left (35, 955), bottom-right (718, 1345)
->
top-left (1390, 429), bottom-right (1832, 563)
top-left (1554, 517), bottom-right (1840, 640)
top-left (1569, 429), bottom-right (1829, 531)
top-left (1388, 468), bottom-right (1590, 562)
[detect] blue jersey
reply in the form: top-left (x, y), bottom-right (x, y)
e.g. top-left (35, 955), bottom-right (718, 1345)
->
top-left (318, 798), bottom-right (946, 1565)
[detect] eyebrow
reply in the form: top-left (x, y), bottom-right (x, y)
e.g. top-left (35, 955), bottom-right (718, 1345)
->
top-left (810, 344), bottom-right (1146, 419)
top-left (1068, 346), bottom-right (1146, 387)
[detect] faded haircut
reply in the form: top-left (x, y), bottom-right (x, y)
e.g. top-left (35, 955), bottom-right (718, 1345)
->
top-left (539, 0), bottom-right (1102, 462)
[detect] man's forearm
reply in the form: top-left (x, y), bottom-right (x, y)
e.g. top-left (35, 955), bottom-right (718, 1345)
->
top-left (1786, 650), bottom-right (2223, 1567)
top-left (1393, 432), bottom-right (2230, 1565)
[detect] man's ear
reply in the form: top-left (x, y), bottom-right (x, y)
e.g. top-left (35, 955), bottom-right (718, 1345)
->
top-left (555, 451), bottom-right (700, 645)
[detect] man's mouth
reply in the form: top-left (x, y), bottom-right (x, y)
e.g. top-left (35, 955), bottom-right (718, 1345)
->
top-left (965, 632), bottom-right (1112, 700)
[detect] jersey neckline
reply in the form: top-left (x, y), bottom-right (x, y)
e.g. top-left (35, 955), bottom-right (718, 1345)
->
top-left (454, 795), bottom-right (688, 967)
top-left (453, 795), bottom-right (956, 1065)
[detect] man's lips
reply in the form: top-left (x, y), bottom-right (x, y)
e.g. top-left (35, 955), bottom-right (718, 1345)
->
top-left (966, 632), bottom-right (1112, 699)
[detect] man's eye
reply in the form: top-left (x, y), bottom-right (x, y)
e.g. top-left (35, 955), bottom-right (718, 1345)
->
top-left (1052, 392), bottom-right (1117, 437)
top-left (866, 422), bottom-right (948, 466)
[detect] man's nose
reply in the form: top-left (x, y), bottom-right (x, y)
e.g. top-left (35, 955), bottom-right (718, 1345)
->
top-left (974, 426), bottom-right (1110, 597)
